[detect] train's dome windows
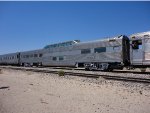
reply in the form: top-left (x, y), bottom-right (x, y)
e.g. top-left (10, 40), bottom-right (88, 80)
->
top-left (44, 40), bottom-right (80, 49)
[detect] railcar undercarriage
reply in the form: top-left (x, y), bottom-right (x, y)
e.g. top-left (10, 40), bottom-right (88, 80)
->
top-left (83, 62), bottom-right (123, 71)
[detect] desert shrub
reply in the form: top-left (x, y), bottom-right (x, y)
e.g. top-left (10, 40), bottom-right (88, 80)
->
top-left (58, 70), bottom-right (65, 76)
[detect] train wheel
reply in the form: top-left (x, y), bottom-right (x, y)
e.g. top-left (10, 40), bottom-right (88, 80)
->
top-left (108, 68), bottom-right (113, 72)
top-left (85, 68), bottom-right (90, 71)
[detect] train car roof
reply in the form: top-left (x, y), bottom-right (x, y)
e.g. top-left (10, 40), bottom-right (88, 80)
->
top-left (130, 31), bottom-right (150, 40)
top-left (74, 35), bottom-right (125, 46)
top-left (0, 52), bottom-right (19, 56)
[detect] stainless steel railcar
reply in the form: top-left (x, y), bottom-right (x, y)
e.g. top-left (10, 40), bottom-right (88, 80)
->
top-left (0, 31), bottom-right (150, 71)
top-left (130, 31), bottom-right (150, 68)
top-left (39, 35), bottom-right (130, 71)
top-left (0, 52), bottom-right (20, 65)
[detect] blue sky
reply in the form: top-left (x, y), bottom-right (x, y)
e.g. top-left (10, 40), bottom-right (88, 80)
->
top-left (0, 1), bottom-right (150, 55)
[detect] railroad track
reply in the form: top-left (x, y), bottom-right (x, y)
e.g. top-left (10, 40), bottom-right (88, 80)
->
top-left (41, 67), bottom-right (150, 75)
top-left (1, 66), bottom-right (150, 84)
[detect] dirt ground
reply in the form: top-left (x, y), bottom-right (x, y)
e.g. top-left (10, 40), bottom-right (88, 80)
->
top-left (0, 69), bottom-right (150, 113)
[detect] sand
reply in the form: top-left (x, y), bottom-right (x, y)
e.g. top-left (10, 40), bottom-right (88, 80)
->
top-left (0, 69), bottom-right (150, 113)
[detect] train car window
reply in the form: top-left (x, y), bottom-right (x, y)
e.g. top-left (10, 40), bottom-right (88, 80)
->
top-left (53, 57), bottom-right (57, 61)
top-left (132, 40), bottom-right (142, 49)
top-left (39, 54), bottom-right (43, 57)
top-left (145, 38), bottom-right (150, 43)
top-left (94, 47), bottom-right (106, 53)
top-left (34, 54), bottom-right (38, 57)
top-left (59, 56), bottom-right (64, 61)
top-left (113, 46), bottom-right (120, 51)
top-left (106, 47), bottom-right (113, 52)
top-left (26, 55), bottom-right (29, 58)
top-left (81, 49), bottom-right (91, 54)
top-left (30, 54), bottom-right (33, 58)
top-left (144, 35), bottom-right (149, 38)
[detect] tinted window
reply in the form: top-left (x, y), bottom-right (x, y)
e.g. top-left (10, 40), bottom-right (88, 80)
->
top-left (39, 54), bottom-right (43, 57)
top-left (53, 57), bottom-right (57, 61)
top-left (34, 54), bottom-right (38, 57)
top-left (94, 47), bottom-right (106, 53)
top-left (81, 49), bottom-right (91, 54)
top-left (59, 56), bottom-right (64, 61)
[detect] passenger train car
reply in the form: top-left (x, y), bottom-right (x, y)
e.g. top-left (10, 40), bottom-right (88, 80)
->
top-left (0, 31), bottom-right (150, 71)
top-left (130, 31), bottom-right (150, 67)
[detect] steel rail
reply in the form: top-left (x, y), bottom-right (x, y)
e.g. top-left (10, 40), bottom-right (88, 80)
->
top-left (1, 66), bottom-right (150, 84)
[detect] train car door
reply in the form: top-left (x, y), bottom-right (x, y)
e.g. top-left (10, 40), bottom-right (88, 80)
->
top-left (131, 39), bottom-right (143, 65)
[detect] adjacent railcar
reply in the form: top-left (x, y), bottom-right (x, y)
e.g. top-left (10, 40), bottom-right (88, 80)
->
top-left (0, 52), bottom-right (20, 65)
top-left (130, 31), bottom-right (150, 68)
top-left (19, 49), bottom-right (44, 66)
